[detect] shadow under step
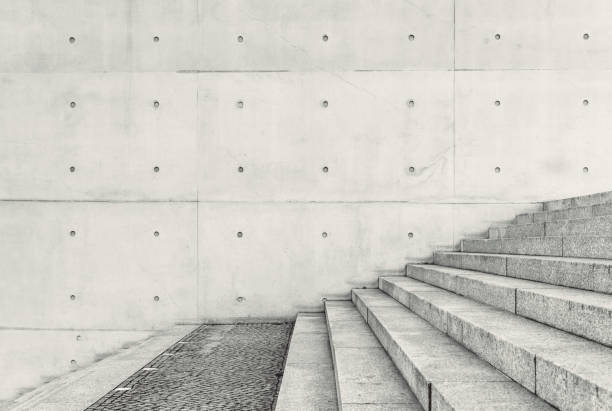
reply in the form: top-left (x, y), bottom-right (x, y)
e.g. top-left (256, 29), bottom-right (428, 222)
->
top-left (325, 301), bottom-right (422, 410)
top-left (434, 251), bottom-right (612, 294)
top-left (379, 277), bottom-right (612, 410)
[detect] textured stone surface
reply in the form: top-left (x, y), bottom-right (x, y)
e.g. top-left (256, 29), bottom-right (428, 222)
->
top-left (533, 205), bottom-right (594, 224)
top-left (437, 251), bottom-right (612, 294)
top-left (325, 301), bottom-right (421, 410)
top-left (490, 223), bottom-right (545, 239)
top-left (544, 191), bottom-right (612, 211)
top-left (432, 381), bottom-right (555, 411)
top-left (517, 288), bottom-right (612, 346)
top-left (461, 237), bottom-right (562, 256)
top-left (406, 264), bottom-right (612, 346)
top-left (87, 323), bottom-right (292, 411)
top-left (378, 277), bottom-right (612, 411)
top-left (352, 289), bottom-right (550, 411)
top-left (563, 236), bottom-right (612, 259)
top-left (434, 251), bottom-right (506, 276)
top-left (546, 215), bottom-right (612, 237)
top-left (276, 313), bottom-right (337, 411)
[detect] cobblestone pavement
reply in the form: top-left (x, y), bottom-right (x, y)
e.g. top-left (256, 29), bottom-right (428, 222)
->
top-left (86, 323), bottom-right (293, 411)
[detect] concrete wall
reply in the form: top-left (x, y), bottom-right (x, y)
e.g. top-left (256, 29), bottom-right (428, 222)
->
top-left (1, 0), bottom-right (609, 328)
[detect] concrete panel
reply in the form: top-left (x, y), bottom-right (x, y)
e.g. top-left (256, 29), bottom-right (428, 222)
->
top-left (0, 73), bottom-right (198, 200)
top-left (455, 70), bottom-right (612, 201)
top-left (200, 0), bottom-right (453, 71)
top-left (197, 203), bottom-right (455, 322)
top-left (197, 71), bottom-right (453, 201)
top-left (0, 202), bottom-right (198, 329)
top-left (456, 0), bottom-right (612, 70)
top-left (0, 0), bottom-right (201, 72)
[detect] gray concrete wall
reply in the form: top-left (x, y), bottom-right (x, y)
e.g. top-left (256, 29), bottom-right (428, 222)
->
top-left (1, 0), bottom-right (608, 328)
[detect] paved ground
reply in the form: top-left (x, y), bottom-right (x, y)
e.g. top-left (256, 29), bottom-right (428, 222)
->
top-left (86, 323), bottom-right (293, 411)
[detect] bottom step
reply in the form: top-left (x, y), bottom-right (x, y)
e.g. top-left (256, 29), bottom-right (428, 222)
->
top-left (326, 301), bottom-right (423, 410)
top-left (275, 313), bottom-right (338, 411)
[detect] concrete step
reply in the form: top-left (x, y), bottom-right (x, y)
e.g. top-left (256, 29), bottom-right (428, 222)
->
top-left (543, 191), bottom-right (612, 212)
top-left (461, 237), bottom-right (562, 256)
top-left (491, 215), bottom-right (612, 240)
top-left (351, 289), bottom-right (553, 411)
top-left (405, 264), bottom-right (612, 346)
top-left (379, 276), bottom-right (612, 411)
top-left (461, 236), bottom-right (612, 259)
top-left (434, 251), bottom-right (612, 295)
top-left (275, 313), bottom-right (338, 411)
top-left (515, 202), bottom-right (612, 226)
top-left (324, 300), bottom-right (422, 410)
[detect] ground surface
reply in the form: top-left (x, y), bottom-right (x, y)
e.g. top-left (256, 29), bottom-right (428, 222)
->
top-left (86, 323), bottom-right (293, 410)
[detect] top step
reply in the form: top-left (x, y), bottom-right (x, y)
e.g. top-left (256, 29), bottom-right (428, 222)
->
top-left (544, 191), bottom-right (612, 212)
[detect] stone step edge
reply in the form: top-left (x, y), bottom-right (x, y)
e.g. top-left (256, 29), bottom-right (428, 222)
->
top-left (405, 263), bottom-right (612, 347)
top-left (543, 190), bottom-right (612, 212)
top-left (492, 214), bottom-right (612, 239)
top-left (515, 202), bottom-right (612, 226)
top-left (460, 236), bottom-right (612, 260)
top-left (378, 277), bottom-right (612, 411)
top-left (351, 289), bottom-right (554, 411)
top-left (433, 250), bottom-right (612, 294)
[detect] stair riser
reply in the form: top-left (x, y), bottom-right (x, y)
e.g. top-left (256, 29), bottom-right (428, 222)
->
top-left (462, 236), bottom-right (612, 259)
top-left (493, 215), bottom-right (612, 239)
top-left (380, 279), bottom-right (612, 410)
top-left (461, 237), bottom-right (562, 256)
top-left (516, 203), bottom-right (612, 227)
top-left (544, 191), bottom-right (612, 212)
top-left (406, 265), bottom-right (612, 347)
top-left (489, 224), bottom-right (544, 239)
top-left (434, 252), bottom-right (612, 294)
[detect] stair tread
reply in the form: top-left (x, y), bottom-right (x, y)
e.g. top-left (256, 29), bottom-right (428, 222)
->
top-left (406, 264), bottom-right (612, 346)
top-left (351, 289), bottom-right (553, 410)
top-left (275, 313), bottom-right (338, 411)
top-left (325, 301), bottom-right (422, 410)
top-left (438, 250), bottom-right (612, 265)
top-left (379, 277), bottom-right (612, 410)
top-left (412, 264), bottom-right (612, 306)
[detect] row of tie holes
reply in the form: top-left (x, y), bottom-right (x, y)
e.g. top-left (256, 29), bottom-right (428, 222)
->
top-left (66, 230), bottom-right (415, 239)
top-left (68, 34), bottom-right (416, 44)
top-left (66, 97), bottom-right (592, 175)
top-left (65, 227), bottom-right (414, 318)
top-left (67, 32), bottom-right (595, 44)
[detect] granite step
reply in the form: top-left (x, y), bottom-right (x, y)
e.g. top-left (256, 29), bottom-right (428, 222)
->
top-left (379, 276), bottom-right (612, 411)
top-left (492, 215), bottom-right (612, 240)
top-left (461, 236), bottom-right (612, 259)
top-left (351, 289), bottom-right (554, 411)
top-left (405, 264), bottom-right (612, 346)
top-left (433, 251), bottom-right (612, 293)
top-left (324, 301), bottom-right (422, 410)
top-left (275, 313), bottom-right (338, 411)
top-left (515, 202), bottom-right (612, 226)
top-left (543, 191), bottom-right (612, 212)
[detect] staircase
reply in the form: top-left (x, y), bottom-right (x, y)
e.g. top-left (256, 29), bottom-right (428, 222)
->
top-left (276, 191), bottom-right (612, 411)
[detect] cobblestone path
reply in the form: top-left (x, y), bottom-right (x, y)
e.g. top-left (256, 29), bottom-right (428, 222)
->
top-left (86, 323), bottom-right (293, 411)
